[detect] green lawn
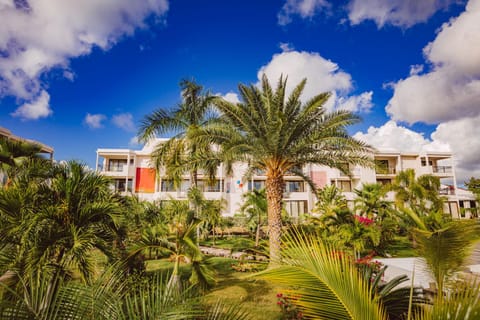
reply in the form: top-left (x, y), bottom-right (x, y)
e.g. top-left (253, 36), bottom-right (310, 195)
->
top-left (146, 257), bottom-right (283, 319)
top-left (386, 235), bottom-right (417, 257)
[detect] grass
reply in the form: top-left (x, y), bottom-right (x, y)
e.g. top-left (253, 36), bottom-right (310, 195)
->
top-left (146, 256), bottom-right (283, 319)
top-left (387, 235), bottom-right (417, 257)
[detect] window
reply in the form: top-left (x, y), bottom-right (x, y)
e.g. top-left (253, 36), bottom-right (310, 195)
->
top-left (421, 157), bottom-right (433, 167)
top-left (375, 159), bottom-right (393, 174)
top-left (108, 159), bottom-right (127, 172)
top-left (376, 179), bottom-right (392, 186)
top-left (161, 180), bottom-right (176, 192)
top-left (112, 179), bottom-right (132, 192)
top-left (130, 159), bottom-right (134, 165)
top-left (248, 180), bottom-right (266, 191)
top-left (331, 180), bottom-right (352, 192)
top-left (284, 200), bottom-right (308, 221)
top-left (285, 180), bottom-right (304, 192)
top-left (198, 179), bottom-right (223, 192)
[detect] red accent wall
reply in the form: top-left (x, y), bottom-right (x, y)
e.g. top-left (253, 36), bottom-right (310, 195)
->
top-left (310, 171), bottom-right (327, 188)
top-left (135, 168), bottom-right (156, 193)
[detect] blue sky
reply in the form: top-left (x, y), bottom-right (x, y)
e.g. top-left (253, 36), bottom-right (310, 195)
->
top-left (1, 0), bottom-right (479, 182)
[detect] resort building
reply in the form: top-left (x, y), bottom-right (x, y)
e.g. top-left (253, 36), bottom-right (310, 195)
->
top-left (96, 139), bottom-right (478, 219)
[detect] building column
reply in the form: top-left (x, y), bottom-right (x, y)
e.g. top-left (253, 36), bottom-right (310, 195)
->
top-left (95, 152), bottom-right (99, 172)
top-left (126, 153), bottom-right (130, 193)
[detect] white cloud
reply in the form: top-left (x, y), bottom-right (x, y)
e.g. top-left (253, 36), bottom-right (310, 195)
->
top-left (11, 90), bottom-right (52, 120)
top-left (409, 64), bottom-right (424, 76)
top-left (430, 115), bottom-right (480, 183)
top-left (386, 0), bottom-right (480, 124)
top-left (129, 136), bottom-right (141, 146)
top-left (84, 113), bottom-right (106, 129)
top-left (353, 121), bottom-right (445, 153)
top-left (347, 0), bottom-right (455, 28)
top-left (221, 92), bottom-right (240, 104)
top-left (112, 112), bottom-right (135, 132)
top-left (257, 50), bottom-right (372, 113)
top-left (335, 91), bottom-right (373, 113)
top-left (0, 0), bottom-right (169, 114)
top-left (278, 0), bottom-right (330, 25)
top-left (279, 42), bottom-right (294, 52)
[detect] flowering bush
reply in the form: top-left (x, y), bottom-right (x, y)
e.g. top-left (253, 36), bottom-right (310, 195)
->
top-left (355, 253), bottom-right (383, 281)
top-left (276, 293), bottom-right (303, 320)
top-left (355, 215), bottom-right (374, 226)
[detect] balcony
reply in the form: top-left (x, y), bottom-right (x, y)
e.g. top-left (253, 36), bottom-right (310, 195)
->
top-left (375, 166), bottom-right (396, 175)
top-left (432, 166), bottom-right (452, 174)
top-left (439, 186), bottom-right (455, 195)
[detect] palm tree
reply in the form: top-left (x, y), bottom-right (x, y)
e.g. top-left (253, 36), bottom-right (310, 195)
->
top-left (0, 138), bottom-right (45, 187)
top-left (138, 79), bottom-right (219, 189)
top-left (313, 184), bottom-right (348, 216)
top-left (391, 169), bottom-right (443, 214)
top-left (199, 75), bottom-right (373, 263)
top-left (256, 229), bottom-right (386, 319)
top-left (0, 161), bottom-right (122, 284)
top-left (240, 189), bottom-right (267, 247)
top-left (354, 183), bottom-right (392, 220)
top-left (400, 205), bottom-right (480, 294)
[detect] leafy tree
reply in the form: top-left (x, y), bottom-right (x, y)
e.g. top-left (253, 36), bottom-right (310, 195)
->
top-left (199, 75), bottom-right (373, 263)
top-left (466, 177), bottom-right (480, 201)
top-left (240, 189), bottom-right (267, 247)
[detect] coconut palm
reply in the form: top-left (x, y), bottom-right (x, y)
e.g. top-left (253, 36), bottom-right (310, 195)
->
top-left (199, 75), bottom-right (373, 263)
top-left (138, 79), bottom-right (219, 188)
top-left (240, 189), bottom-right (267, 247)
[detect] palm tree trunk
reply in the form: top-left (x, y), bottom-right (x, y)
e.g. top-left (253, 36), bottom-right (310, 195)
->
top-left (266, 173), bottom-right (284, 265)
top-left (255, 216), bottom-right (261, 247)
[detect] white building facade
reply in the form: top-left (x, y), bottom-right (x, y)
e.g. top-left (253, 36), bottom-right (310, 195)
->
top-left (96, 139), bottom-right (478, 219)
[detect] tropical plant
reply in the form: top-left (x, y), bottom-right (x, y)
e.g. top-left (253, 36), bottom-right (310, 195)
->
top-left (0, 161), bottom-right (122, 285)
top-left (138, 79), bottom-right (219, 189)
top-left (0, 138), bottom-right (46, 187)
top-left (402, 207), bottom-right (480, 293)
top-left (391, 169), bottom-right (444, 215)
top-left (198, 75), bottom-right (373, 263)
top-left (240, 189), bottom-right (267, 247)
top-left (313, 184), bottom-right (347, 216)
top-left (255, 229), bottom-right (386, 319)
top-left (131, 200), bottom-right (214, 291)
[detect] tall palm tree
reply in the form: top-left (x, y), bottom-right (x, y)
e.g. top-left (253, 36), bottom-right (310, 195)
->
top-left (240, 189), bottom-right (267, 247)
top-left (138, 79), bottom-right (219, 188)
top-left (200, 75), bottom-right (373, 262)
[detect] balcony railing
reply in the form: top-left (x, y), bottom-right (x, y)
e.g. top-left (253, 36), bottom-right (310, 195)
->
top-left (432, 166), bottom-right (452, 174)
top-left (439, 186), bottom-right (455, 195)
top-left (375, 167), bottom-right (396, 175)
